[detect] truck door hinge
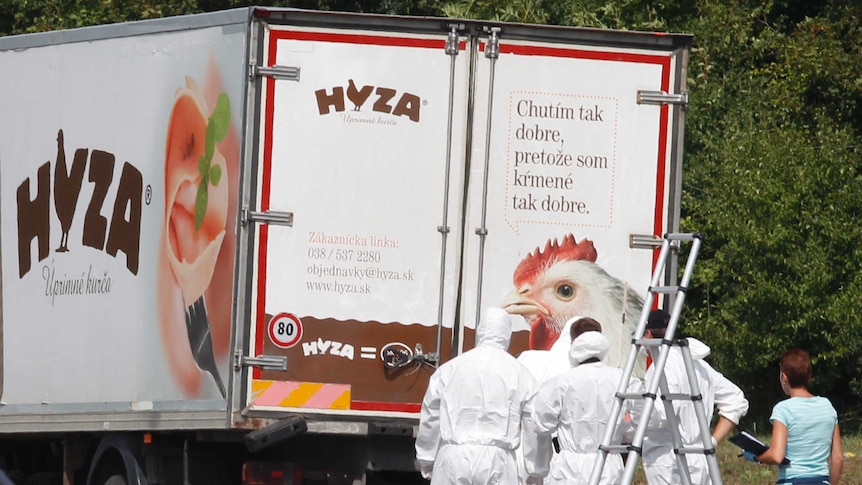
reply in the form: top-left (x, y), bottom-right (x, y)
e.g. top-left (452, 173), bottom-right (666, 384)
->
top-left (235, 353), bottom-right (288, 372)
top-left (637, 90), bottom-right (688, 107)
top-left (251, 64), bottom-right (300, 81)
top-left (630, 233), bottom-right (680, 250)
top-left (242, 207), bottom-right (293, 227)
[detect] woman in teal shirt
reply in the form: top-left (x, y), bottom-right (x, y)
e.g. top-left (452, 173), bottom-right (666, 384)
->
top-left (753, 349), bottom-right (844, 484)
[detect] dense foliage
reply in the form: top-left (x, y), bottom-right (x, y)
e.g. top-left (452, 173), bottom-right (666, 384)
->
top-left (2, 0), bottom-right (860, 427)
top-left (679, 1), bottom-right (862, 427)
top-left (0, 0), bottom-right (440, 34)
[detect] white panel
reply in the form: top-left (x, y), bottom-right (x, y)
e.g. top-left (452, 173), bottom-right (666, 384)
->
top-left (462, 39), bottom-right (679, 351)
top-left (260, 28), bottom-right (468, 327)
top-left (0, 25), bottom-right (246, 404)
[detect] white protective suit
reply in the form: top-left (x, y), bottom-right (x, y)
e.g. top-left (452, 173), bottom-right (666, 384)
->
top-left (642, 338), bottom-right (749, 485)
top-left (528, 331), bottom-right (643, 485)
top-left (415, 308), bottom-right (540, 484)
top-left (517, 317), bottom-right (583, 384)
top-left (515, 317), bottom-right (583, 485)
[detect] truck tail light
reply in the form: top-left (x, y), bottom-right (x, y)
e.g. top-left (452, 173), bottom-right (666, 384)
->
top-left (242, 461), bottom-right (303, 485)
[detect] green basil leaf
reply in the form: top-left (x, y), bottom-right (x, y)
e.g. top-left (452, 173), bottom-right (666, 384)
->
top-left (205, 120), bottom-right (215, 162)
top-left (211, 93), bottom-right (231, 142)
top-left (198, 154), bottom-right (208, 179)
top-left (209, 164), bottom-right (222, 186)
top-left (194, 180), bottom-right (208, 231)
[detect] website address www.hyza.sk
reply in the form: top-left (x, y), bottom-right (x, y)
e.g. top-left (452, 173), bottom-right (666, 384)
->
top-left (306, 280), bottom-right (371, 294)
top-left (306, 263), bottom-right (414, 282)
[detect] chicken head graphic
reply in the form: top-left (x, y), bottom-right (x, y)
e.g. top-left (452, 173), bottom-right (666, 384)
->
top-left (502, 234), bottom-right (645, 371)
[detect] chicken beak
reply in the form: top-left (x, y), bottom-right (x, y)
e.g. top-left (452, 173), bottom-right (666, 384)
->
top-left (501, 288), bottom-right (548, 317)
top-left (502, 288), bottom-right (557, 351)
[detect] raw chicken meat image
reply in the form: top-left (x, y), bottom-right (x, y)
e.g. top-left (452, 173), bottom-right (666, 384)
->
top-left (157, 66), bottom-right (238, 397)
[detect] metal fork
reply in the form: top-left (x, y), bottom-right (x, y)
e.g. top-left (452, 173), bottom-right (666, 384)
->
top-left (185, 296), bottom-right (226, 398)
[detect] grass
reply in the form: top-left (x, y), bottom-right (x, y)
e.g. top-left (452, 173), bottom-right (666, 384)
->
top-left (627, 433), bottom-right (862, 484)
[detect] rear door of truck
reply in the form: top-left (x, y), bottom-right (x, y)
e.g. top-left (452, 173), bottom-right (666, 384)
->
top-left (236, 9), bottom-right (470, 417)
top-left (235, 8), bottom-right (692, 420)
top-left (457, 25), bottom-right (692, 357)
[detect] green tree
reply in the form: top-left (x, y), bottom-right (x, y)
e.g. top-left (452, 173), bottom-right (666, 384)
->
top-left (0, 0), bottom-right (441, 36)
top-left (679, 0), bottom-right (862, 424)
top-left (0, 0), bottom-right (202, 34)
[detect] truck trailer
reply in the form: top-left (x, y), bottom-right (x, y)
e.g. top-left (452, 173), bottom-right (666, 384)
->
top-left (0, 7), bottom-right (692, 484)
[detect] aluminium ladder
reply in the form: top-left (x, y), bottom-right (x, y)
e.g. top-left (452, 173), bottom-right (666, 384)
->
top-left (588, 232), bottom-right (722, 485)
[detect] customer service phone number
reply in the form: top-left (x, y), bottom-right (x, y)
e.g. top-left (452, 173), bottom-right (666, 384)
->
top-left (307, 247), bottom-right (382, 263)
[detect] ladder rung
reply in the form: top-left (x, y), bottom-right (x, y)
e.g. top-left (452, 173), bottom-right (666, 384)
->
top-left (616, 392), bottom-right (644, 400)
top-left (635, 337), bottom-right (692, 347)
top-left (662, 393), bottom-right (702, 402)
top-left (665, 232), bottom-right (704, 241)
top-left (634, 338), bottom-right (663, 347)
top-left (677, 446), bottom-right (716, 455)
top-left (599, 444), bottom-right (638, 454)
top-left (649, 285), bottom-right (685, 294)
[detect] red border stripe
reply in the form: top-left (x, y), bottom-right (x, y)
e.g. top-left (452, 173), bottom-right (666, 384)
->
top-left (486, 42), bottom-right (674, 270)
top-left (653, 59), bottom-right (672, 271)
top-left (351, 401), bottom-right (422, 413)
top-left (494, 42), bottom-right (671, 66)
top-left (256, 30), bottom-right (674, 409)
top-left (254, 30), bottom-right (280, 380)
top-left (271, 29), bottom-right (455, 50)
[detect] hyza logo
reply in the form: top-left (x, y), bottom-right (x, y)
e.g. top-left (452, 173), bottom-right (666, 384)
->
top-left (314, 79), bottom-right (423, 122)
top-left (16, 129), bottom-right (145, 278)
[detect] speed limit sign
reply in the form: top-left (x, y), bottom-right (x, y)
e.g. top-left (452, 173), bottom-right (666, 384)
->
top-left (268, 313), bottom-right (303, 349)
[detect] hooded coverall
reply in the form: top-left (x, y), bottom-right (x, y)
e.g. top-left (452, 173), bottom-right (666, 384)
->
top-left (642, 338), bottom-right (749, 485)
top-left (528, 331), bottom-right (643, 484)
top-left (415, 308), bottom-right (541, 484)
top-left (515, 316), bottom-right (584, 485)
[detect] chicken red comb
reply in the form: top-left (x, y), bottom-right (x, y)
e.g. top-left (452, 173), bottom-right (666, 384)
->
top-left (513, 234), bottom-right (598, 286)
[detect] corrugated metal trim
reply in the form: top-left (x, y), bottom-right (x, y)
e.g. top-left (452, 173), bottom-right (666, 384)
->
top-left (0, 8), bottom-right (250, 51)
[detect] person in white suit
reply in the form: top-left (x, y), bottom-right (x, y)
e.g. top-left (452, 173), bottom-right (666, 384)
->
top-left (641, 309), bottom-right (749, 485)
top-left (528, 318), bottom-right (643, 484)
top-left (515, 315), bottom-right (585, 485)
top-left (415, 307), bottom-right (544, 484)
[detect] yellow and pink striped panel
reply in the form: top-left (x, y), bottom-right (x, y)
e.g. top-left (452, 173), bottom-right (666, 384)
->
top-left (251, 380), bottom-right (351, 410)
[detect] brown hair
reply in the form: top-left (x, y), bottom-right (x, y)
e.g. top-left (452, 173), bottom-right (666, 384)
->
top-left (780, 349), bottom-right (812, 388)
top-left (645, 309), bottom-right (670, 339)
top-left (570, 317), bottom-right (603, 341)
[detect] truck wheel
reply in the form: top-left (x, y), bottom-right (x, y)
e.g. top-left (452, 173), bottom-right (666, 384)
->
top-left (101, 474), bottom-right (127, 485)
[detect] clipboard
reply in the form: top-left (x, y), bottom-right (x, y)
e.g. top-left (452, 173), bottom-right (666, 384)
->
top-left (729, 431), bottom-right (791, 465)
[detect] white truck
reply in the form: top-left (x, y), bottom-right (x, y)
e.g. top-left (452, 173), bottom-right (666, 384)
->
top-left (0, 7), bottom-right (691, 485)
